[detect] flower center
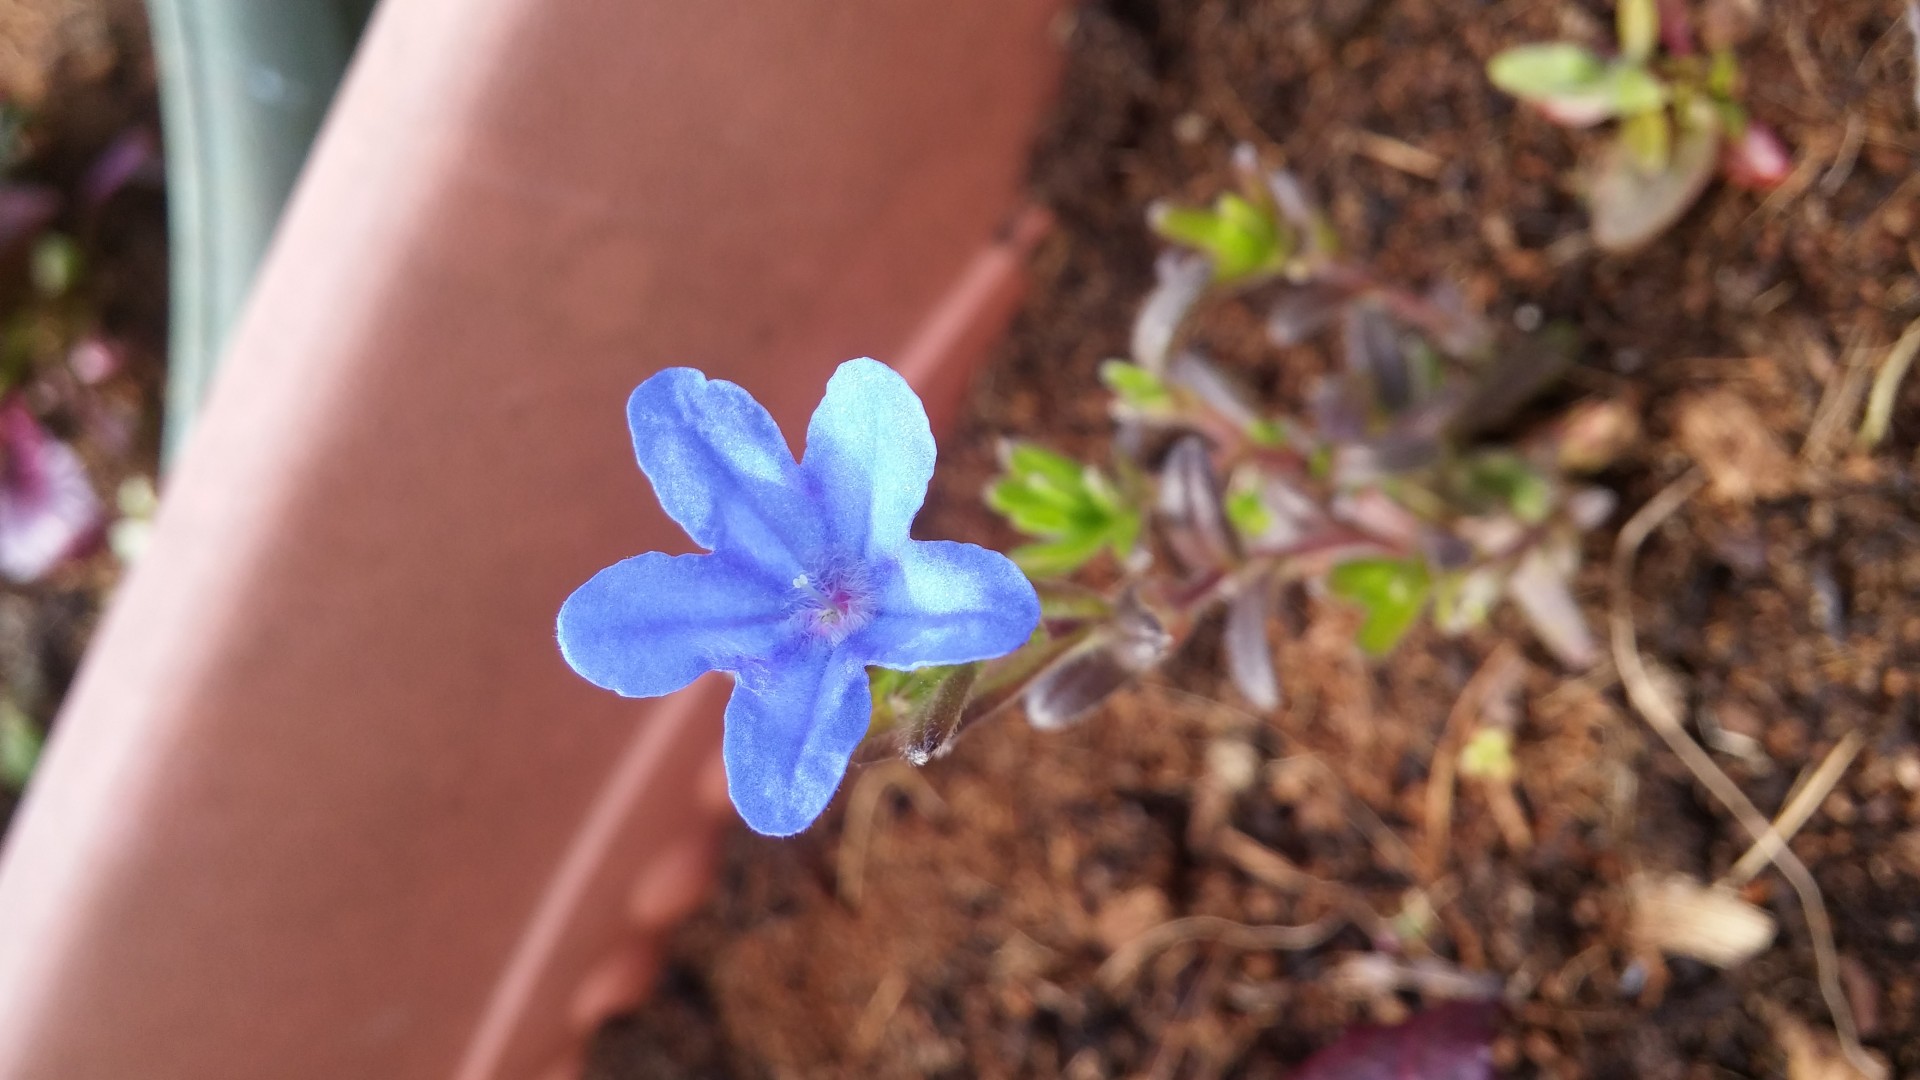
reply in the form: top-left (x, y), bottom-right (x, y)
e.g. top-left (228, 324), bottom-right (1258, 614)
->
top-left (789, 558), bottom-right (875, 645)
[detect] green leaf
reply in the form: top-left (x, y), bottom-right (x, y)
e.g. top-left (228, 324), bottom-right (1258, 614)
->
top-left (1616, 0), bottom-right (1658, 62)
top-left (1247, 418), bottom-right (1288, 447)
top-left (1602, 64), bottom-right (1668, 117)
top-left (1327, 557), bottom-right (1432, 656)
top-left (1459, 728), bottom-right (1517, 782)
top-left (1488, 43), bottom-right (1608, 101)
top-left (1463, 452), bottom-right (1554, 523)
top-left (1620, 109), bottom-right (1671, 174)
top-left (1149, 194), bottom-right (1285, 283)
top-left (30, 233), bottom-right (82, 298)
top-left (1225, 487), bottom-right (1273, 539)
top-left (985, 477), bottom-right (1077, 535)
top-left (1099, 359), bottom-right (1175, 411)
top-left (1, 701), bottom-right (42, 790)
top-left (1013, 533), bottom-right (1111, 578)
top-left (989, 443), bottom-right (1142, 576)
top-left (1006, 443), bottom-right (1086, 491)
top-left (1707, 49), bottom-right (1740, 100)
top-left (1432, 568), bottom-right (1503, 635)
top-left (1105, 507), bottom-right (1143, 563)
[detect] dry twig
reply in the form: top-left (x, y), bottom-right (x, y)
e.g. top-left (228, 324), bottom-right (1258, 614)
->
top-left (1097, 914), bottom-right (1343, 990)
top-left (1722, 732), bottom-right (1865, 888)
top-left (837, 760), bottom-right (947, 907)
top-left (1609, 471), bottom-right (1874, 1075)
top-left (849, 970), bottom-right (910, 1057)
top-left (1423, 645), bottom-right (1525, 876)
top-left (1858, 316), bottom-right (1920, 449)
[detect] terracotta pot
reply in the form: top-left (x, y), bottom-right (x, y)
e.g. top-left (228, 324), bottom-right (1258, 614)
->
top-left (0, 2), bottom-right (1062, 1078)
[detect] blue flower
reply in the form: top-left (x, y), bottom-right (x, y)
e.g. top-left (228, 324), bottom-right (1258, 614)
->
top-left (558, 358), bottom-right (1041, 836)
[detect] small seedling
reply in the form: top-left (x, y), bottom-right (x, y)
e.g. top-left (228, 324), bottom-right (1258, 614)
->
top-left (1488, 0), bottom-right (1790, 251)
top-left (915, 148), bottom-right (1625, 759)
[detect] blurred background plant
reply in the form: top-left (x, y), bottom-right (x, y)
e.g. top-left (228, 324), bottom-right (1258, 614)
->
top-left (0, 85), bottom-right (161, 793)
top-left (1488, 0), bottom-right (1791, 251)
top-left (868, 145), bottom-right (1634, 765)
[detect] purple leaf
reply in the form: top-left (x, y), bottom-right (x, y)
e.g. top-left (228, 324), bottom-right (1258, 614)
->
top-left (1132, 251), bottom-right (1212, 373)
top-left (1343, 302), bottom-right (1412, 413)
top-left (0, 396), bottom-right (104, 582)
top-left (1263, 167), bottom-right (1323, 243)
top-left (1507, 543), bottom-right (1597, 669)
top-left (0, 184), bottom-right (59, 250)
top-left (79, 128), bottom-right (158, 209)
top-left (1224, 577), bottom-right (1280, 711)
top-left (1024, 593), bottom-right (1170, 730)
top-left (1267, 281), bottom-right (1350, 346)
top-left (1293, 1002), bottom-right (1498, 1080)
top-left (1157, 435), bottom-right (1238, 572)
top-left (1167, 350), bottom-right (1261, 431)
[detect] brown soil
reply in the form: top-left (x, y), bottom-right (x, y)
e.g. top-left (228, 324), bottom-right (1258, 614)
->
top-left (594, 1), bottom-right (1920, 1077)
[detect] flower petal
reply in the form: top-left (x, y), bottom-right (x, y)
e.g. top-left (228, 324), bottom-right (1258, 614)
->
top-left (557, 551), bottom-right (791, 697)
top-left (856, 539), bottom-right (1040, 671)
top-left (627, 368), bottom-right (820, 573)
top-left (801, 358), bottom-right (934, 558)
top-left (722, 645), bottom-right (871, 836)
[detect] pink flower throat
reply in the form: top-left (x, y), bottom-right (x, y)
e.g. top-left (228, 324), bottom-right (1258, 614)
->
top-left (790, 560), bottom-right (875, 644)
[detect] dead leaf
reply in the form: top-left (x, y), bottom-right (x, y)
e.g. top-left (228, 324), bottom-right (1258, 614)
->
top-left (1092, 886), bottom-right (1172, 952)
top-left (1628, 874), bottom-right (1775, 967)
top-left (1674, 390), bottom-right (1795, 503)
top-left (1765, 1001), bottom-right (1890, 1080)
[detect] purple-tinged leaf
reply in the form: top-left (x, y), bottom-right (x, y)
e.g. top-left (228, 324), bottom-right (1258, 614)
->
top-left (0, 396), bottom-right (103, 582)
top-left (1331, 489), bottom-right (1423, 549)
top-left (1343, 302), bottom-right (1412, 413)
top-left (1132, 251), bottom-right (1212, 373)
top-left (1167, 350), bottom-right (1260, 431)
top-left (1311, 379), bottom-right (1370, 444)
top-left (1225, 576), bottom-right (1281, 711)
top-left (0, 184), bottom-right (58, 251)
top-left (1024, 593), bottom-right (1171, 731)
top-left (1266, 280), bottom-right (1351, 346)
top-left (1412, 282), bottom-right (1495, 358)
top-left (1588, 104), bottom-right (1720, 252)
top-left (1565, 487), bottom-right (1617, 530)
top-left (1264, 167), bottom-right (1320, 237)
top-left (79, 128), bottom-right (157, 209)
top-left (1721, 121), bottom-right (1790, 191)
top-left (1507, 543), bottom-right (1597, 668)
top-left (1293, 1002), bottom-right (1498, 1080)
top-left (1157, 435), bottom-right (1238, 572)
top-left (1442, 324), bottom-right (1577, 441)
top-left (1231, 141), bottom-right (1269, 206)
